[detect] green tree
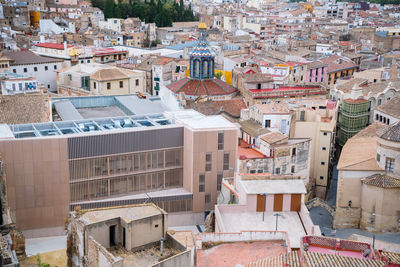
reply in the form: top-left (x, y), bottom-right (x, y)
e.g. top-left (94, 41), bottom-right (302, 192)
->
top-left (104, 0), bottom-right (115, 19)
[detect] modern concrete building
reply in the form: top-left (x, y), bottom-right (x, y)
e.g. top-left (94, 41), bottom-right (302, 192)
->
top-left (0, 94), bottom-right (237, 237)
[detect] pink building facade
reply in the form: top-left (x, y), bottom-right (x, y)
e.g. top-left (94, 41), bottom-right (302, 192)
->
top-left (306, 62), bottom-right (327, 83)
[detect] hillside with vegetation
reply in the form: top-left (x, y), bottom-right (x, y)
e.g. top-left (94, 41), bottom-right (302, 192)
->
top-left (91, 0), bottom-right (198, 27)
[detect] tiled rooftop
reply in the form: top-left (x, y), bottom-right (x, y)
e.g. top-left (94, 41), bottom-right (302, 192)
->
top-left (362, 173), bottom-right (400, 188)
top-left (197, 241), bottom-right (287, 267)
top-left (167, 78), bottom-right (237, 97)
top-left (375, 95), bottom-right (400, 119)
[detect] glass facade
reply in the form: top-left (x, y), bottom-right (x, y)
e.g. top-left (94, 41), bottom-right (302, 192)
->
top-left (69, 148), bottom-right (183, 202)
top-left (338, 100), bottom-right (370, 146)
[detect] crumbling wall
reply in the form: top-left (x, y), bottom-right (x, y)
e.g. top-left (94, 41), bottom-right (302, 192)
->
top-left (67, 213), bottom-right (86, 267)
top-left (87, 236), bottom-right (123, 267)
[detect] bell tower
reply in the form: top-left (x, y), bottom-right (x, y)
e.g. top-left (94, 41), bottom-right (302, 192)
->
top-left (189, 23), bottom-right (215, 80)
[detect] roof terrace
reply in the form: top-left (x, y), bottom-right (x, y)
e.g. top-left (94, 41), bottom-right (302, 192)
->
top-left (9, 114), bottom-right (173, 139)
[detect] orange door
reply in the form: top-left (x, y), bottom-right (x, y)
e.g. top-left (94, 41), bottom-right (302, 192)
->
top-left (290, 194), bottom-right (301, 211)
top-left (273, 194), bottom-right (283, 212)
top-left (256, 194), bottom-right (266, 212)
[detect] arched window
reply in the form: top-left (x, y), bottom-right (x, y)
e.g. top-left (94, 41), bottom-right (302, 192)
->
top-left (194, 60), bottom-right (200, 78)
top-left (203, 60), bottom-right (208, 79)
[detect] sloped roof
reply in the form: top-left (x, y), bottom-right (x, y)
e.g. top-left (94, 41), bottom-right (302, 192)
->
top-left (185, 98), bottom-right (246, 118)
top-left (319, 54), bottom-right (357, 73)
top-left (90, 68), bottom-right (129, 81)
top-left (379, 121), bottom-right (400, 142)
top-left (245, 251), bottom-right (388, 267)
top-left (375, 95), bottom-right (400, 119)
top-left (240, 119), bottom-right (270, 137)
top-left (261, 131), bottom-right (288, 145)
top-left (242, 72), bottom-right (274, 83)
top-left (337, 123), bottom-right (387, 171)
top-left (4, 51), bottom-right (62, 65)
top-left (254, 103), bottom-right (291, 114)
top-left (0, 95), bottom-right (49, 124)
top-left (362, 173), bottom-right (400, 188)
top-left (167, 78), bottom-right (237, 97)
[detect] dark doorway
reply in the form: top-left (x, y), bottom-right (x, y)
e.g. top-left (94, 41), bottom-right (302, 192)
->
top-left (123, 227), bottom-right (126, 248)
top-left (110, 225), bottom-right (116, 247)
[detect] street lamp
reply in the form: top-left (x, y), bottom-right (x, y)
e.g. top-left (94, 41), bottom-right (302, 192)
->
top-left (273, 213), bottom-right (282, 231)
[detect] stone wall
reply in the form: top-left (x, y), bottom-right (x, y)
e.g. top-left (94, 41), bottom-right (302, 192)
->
top-left (88, 236), bottom-right (123, 267)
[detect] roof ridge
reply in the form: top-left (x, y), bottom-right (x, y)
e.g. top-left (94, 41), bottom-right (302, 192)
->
top-left (213, 79), bottom-right (230, 93)
top-left (194, 79), bottom-right (201, 95)
top-left (175, 78), bottom-right (190, 93)
top-left (341, 157), bottom-right (378, 169)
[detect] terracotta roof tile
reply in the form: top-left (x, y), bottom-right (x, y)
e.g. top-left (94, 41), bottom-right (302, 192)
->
top-left (242, 72), bottom-right (274, 83)
top-left (0, 94), bottom-right (49, 124)
top-left (362, 173), bottom-right (400, 188)
top-left (185, 99), bottom-right (246, 118)
top-left (302, 251), bottom-right (386, 267)
top-left (90, 68), bottom-right (129, 81)
top-left (167, 78), bottom-right (237, 97)
top-left (379, 121), bottom-right (400, 142)
top-left (261, 131), bottom-right (288, 145)
top-left (254, 103), bottom-right (291, 114)
top-left (376, 95), bottom-right (400, 119)
top-left (337, 123), bottom-right (388, 171)
top-left (319, 54), bottom-right (358, 73)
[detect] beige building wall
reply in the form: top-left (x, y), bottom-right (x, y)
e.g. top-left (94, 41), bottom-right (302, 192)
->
top-left (360, 184), bottom-right (400, 232)
top-left (0, 137), bottom-right (70, 232)
top-left (291, 107), bottom-right (337, 198)
top-left (184, 128), bottom-right (237, 213)
top-left (333, 170), bottom-right (378, 229)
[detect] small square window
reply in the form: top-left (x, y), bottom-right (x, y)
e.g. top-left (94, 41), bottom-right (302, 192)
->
top-left (323, 132), bottom-right (328, 136)
top-left (13, 69), bottom-right (16, 73)
top-left (320, 176), bottom-right (324, 179)
top-left (54, 65), bottom-right (57, 70)
top-left (119, 81), bottom-right (123, 88)
top-left (275, 168), bottom-right (280, 174)
top-left (107, 83), bottom-right (111, 89)
top-left (44, 66), bottom-right (48, 71)
top-left (322, 147), bottom-right (326, 150)
top-left (321, 162), bottom-right (325, 165)
top-left (23, 68), bottom-right (27, 72)
top-left (34, 67), bottom-right (38, 71)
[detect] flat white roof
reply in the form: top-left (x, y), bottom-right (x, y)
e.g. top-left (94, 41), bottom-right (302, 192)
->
top-left (240, 179), bottom-right (306, 195)
top-left (0, 124), bottom-right (14, 139)
top-left (171, 110), bottom-right (238, 130)
top-left (218, 210), bottom-right (305, 248)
